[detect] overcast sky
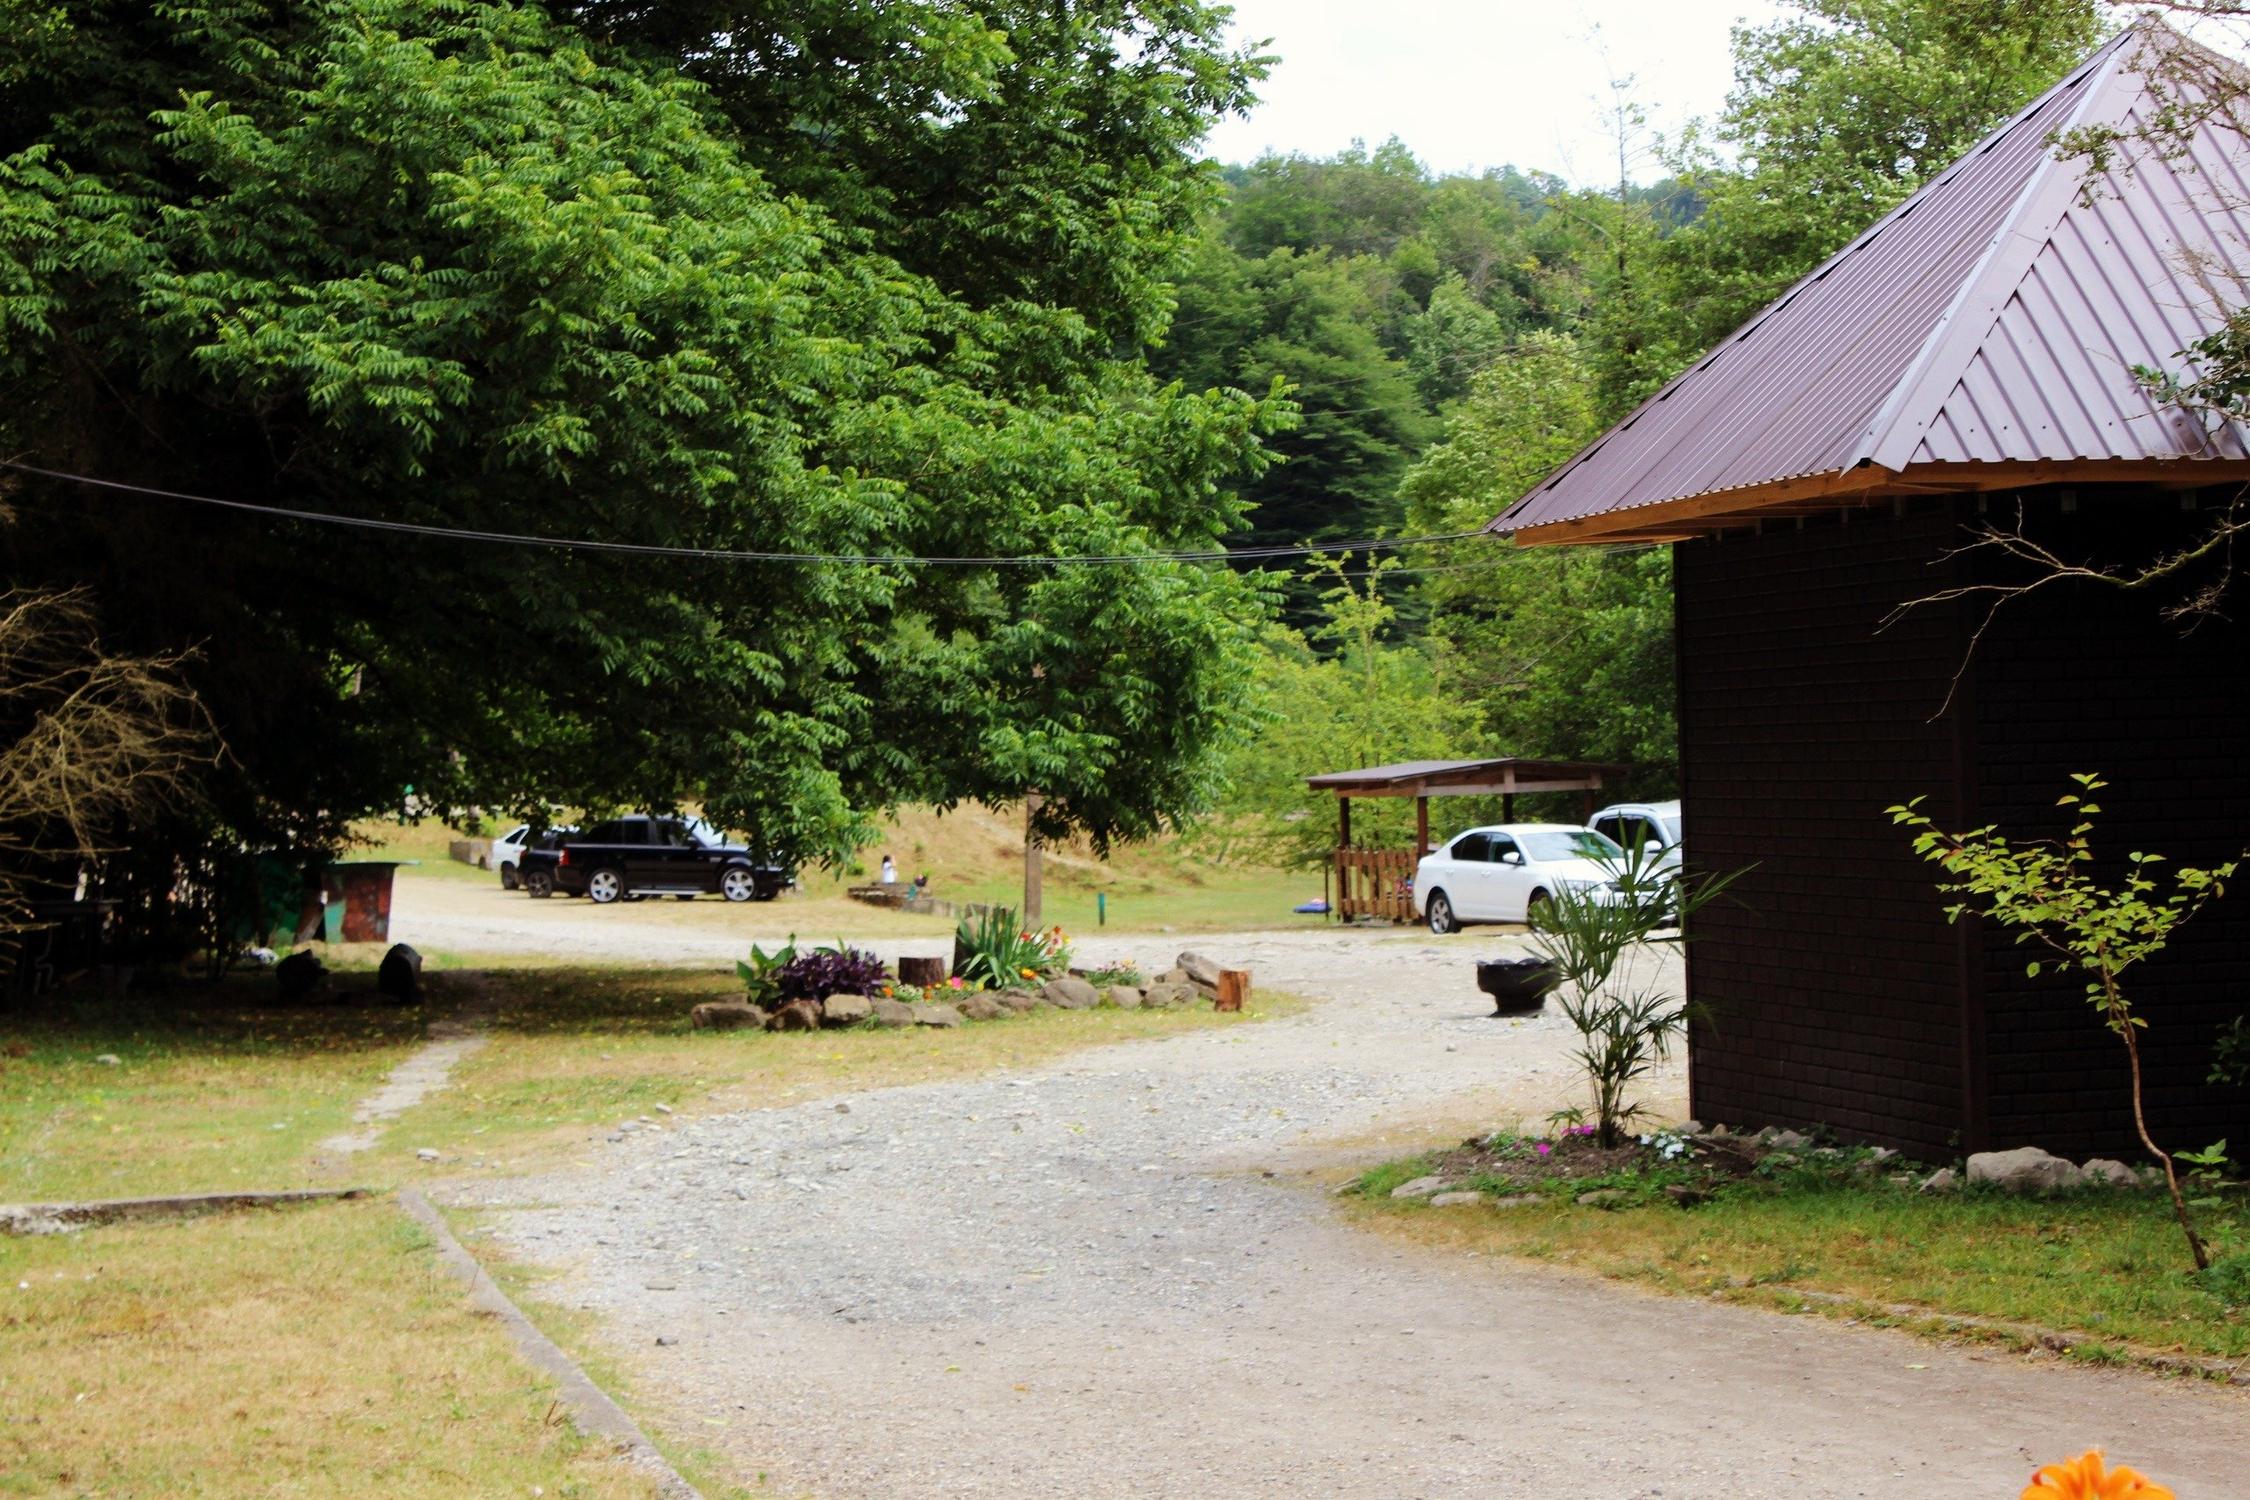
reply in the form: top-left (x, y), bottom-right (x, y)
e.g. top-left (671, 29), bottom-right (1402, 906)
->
top-left (1200, 0), bottom-right (1792, 186)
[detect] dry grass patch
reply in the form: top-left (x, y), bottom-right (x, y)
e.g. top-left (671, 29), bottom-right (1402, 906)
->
top-left (370, 965), bottom-right (1305, 1176)
top-left (0, 1197), bottom-right (660, 1497)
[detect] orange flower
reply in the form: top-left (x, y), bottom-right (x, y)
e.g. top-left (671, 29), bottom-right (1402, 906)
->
top-left (2022, 1451), bottom-right (2175, 1500)
top-left (1018, 967), bottom-right (1037, 980)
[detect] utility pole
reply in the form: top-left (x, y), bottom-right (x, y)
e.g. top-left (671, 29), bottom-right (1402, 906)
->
top-left (1023, 791), bottom-right (1044, 927)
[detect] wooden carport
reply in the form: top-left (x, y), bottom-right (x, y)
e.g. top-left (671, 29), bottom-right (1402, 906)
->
top-left (1304, 758), bottom-right (1630, 921)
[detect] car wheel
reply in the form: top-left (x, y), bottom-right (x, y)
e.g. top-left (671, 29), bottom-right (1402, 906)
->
top-left (586, 868), bottom-right (625, 905)
top-left (720, 867), bottom-right (757, 903)
top-left (523, 869), bottom-right (554, 898)
top-left (1525, 889), bottom-right (1552, 926)
top-left (499, 863), bottom-right (519, 891)
top-left (1426, 891), bottom-right (1458, 935)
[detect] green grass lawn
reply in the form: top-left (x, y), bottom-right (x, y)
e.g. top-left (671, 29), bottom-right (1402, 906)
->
top-left (1349, 1152), bottom-right (2250, 1364)
top-left (0, 977), bottom-right (433, 1203)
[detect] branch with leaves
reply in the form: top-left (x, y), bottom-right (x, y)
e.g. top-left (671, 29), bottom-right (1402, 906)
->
top-left (1890, 774), bottom-right (2239, 1270)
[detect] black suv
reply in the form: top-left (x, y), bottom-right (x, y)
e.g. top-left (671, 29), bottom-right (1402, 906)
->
top-left (553, 816), bottom-right (790, 904)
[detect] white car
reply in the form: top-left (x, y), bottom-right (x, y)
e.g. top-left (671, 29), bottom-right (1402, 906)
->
top-left (1413, 823), bottom-right (1628, 934)
top-left (1588, 799), bottom-right (1683, 875)
top-left (491, 823), bottom-right (533, 889)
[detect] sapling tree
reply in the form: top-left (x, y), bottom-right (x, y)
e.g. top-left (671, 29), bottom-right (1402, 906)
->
top-left (1528, 842), bottom-right (1739, 1148)
top-left (1891, 775), bottom-right (2239, 1271)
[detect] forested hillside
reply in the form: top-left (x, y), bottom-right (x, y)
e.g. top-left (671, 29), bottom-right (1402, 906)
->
top-left (1193, 0), bottom-right (2106, 859)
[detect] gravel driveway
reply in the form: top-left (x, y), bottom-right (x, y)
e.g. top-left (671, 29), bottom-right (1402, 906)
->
top-left (432, 902), bottom-right (2250, 1499)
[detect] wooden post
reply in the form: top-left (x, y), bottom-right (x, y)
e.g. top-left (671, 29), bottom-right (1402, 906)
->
top-left (1215, 968), bottom-right (1250, 1012)
top-left (1415, 795), bottom-right (1430, 856)
top-left (1337, 794), bottom-right (1351, 850)
top-left (1023, 792), bottom-right (1044, 929)
top-left (1502, 792), bottom-right (1516, 822)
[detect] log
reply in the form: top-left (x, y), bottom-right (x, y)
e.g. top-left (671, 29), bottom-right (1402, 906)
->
top-left (897, 955), bottom-right (948, 988)
top-left (1215, 968), bottom-right (1251, 1013)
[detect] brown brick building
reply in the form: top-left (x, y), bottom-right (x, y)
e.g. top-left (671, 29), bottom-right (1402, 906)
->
top-left (1496, 24), bottom-right (2250, 1157)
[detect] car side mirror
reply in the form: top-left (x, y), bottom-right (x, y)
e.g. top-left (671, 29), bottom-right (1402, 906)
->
top-left (1499, 850), bottom-right (1524, 866)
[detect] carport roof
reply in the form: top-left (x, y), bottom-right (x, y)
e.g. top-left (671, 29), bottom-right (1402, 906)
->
top-left (1303, 758), bottom-right (1631, 798)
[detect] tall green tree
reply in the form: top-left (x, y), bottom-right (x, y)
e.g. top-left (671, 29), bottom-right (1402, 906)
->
top-left (1402, 335), bottom-right (1677, 784)
top-left (0, 0), bottom-right (1286, 877)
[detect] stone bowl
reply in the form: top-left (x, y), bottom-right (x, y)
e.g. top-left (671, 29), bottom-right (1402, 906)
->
top-left (1475, 957), bottom-right (1558, 1016)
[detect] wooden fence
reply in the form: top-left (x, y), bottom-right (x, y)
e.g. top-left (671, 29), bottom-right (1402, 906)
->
top-left (1334, 847), bottom-right (1417, 921)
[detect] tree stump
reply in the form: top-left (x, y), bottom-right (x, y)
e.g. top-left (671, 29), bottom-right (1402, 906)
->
top-left (1215, 968), bottom-right (1251, 1013)
top-left (898, 955), bottom-right (948, 988)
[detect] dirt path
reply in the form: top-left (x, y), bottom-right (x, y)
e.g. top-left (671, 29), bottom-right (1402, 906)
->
top-left (315, 974), bottom-right (493, 1158)
top-left (433, 916), bottom-right (2249, 1498)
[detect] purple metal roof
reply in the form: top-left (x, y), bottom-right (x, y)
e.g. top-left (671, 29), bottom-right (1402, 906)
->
top-left (1495, 23), bottom-right (2250, 539)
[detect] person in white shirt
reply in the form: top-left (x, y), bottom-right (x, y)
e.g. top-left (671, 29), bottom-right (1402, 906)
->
top-left (879, 854), bottom-right (897, 885)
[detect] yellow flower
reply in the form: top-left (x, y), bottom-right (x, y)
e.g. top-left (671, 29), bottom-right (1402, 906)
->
top-left (1019, 967), bottom-right (1037, 980)
top-left (2023, 1452), bottom-right (2175, 1500)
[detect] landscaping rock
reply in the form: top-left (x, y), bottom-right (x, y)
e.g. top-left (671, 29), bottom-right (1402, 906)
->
top-left (1918, 1168), bottom-right (1958, 1194)
top-left (376, 942), bottom-right (423, 1003)
top-left (2080, 1157), bottom-right (2141, 1189)
top-left (1491, 1193), bottom-right (1545, 1209)
top-left (1428, 1191), bottom-right (1485, 1207)
top-left (768, 999), bottom-right (824, 1032)
top-left (1678, 1120), bottom-right (1704, 1135)
top-left (1155, 966), bottom-right (1192, 987)
top-left (994, 989), bottom-right (1042, 1014)
top-left (1041, 976), bottom-right (1101, 1010)
top-left (1105, 985), bottom-right (1144, 1010)
top-left (1140, 982), bottom-right (1194, 1010)
top-left (819, 994), bottom-right (873, 1027)
top-left (870, 997), bottom-right (916, 1028)
top-left (1575, 1189), bottom-right (1630, 1209)
top-left (1389, 1176), bottom-right (1449, 1200)
top-left (958, 994), bottom-right (1006, 1022)
top-left (1967, 1145), bottom-right (2085, 1194)
top-left (1174, 951), bottom-right (1223, 989)
top-left (275, 949), bottom-right (327, 1001)
top-left (94, 1053), bottom-right (121, 1067)
top-left (416, 1147), bottom-right (440, 1161)
top-left (1663, 1184), bottom-right (1709, 1208)
top-left (690, 1000), bottom-right (767, 1031)
top-left (911, 1003), bottom-right (964, 1028)
top-left (1755, 1127), bottom-right (1812, 1150)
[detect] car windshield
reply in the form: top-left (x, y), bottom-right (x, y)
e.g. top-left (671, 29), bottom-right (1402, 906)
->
top-left (1521, 829), bottom-right (1624, 863)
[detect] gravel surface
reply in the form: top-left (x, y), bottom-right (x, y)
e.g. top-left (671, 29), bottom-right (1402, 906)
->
top-left (433, 912), bottom-right (2250, 1499)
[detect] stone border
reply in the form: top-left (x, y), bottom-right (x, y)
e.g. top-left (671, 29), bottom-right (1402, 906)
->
top-left (397, 1189), bottom-right (704, 1500)
top-left (0, 1186), bottom-right (370, 1236)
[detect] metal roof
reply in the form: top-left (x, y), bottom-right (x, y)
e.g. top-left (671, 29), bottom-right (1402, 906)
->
top-left (1495, 22), bottom-right (2250, 543)
top-left (1303, 758), bottom-right (1630, 796)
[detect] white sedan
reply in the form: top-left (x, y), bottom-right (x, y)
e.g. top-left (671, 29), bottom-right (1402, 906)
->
top-left (1412, 823), bottom-right (1628, 933)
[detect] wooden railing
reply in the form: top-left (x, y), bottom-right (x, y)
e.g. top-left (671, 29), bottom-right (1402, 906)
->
top-left (1334, 847), bottom-right (1417, 921)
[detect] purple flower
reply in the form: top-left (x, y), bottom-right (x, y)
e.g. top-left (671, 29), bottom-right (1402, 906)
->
top-left (1535, 1142), bottom-right (1552, 1157)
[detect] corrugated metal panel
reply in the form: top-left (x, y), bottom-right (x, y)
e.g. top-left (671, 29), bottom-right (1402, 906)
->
top-left (1496, 24), bottom-right (2250, 537)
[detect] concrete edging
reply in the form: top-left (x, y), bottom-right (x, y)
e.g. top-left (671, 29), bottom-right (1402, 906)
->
top-left (396, 1188), bottom-right (704, 1500)
top-left (1751, 1284), bottom-right (2250, 1386)
top-left (0, 1186), bottom-right (370, 1236)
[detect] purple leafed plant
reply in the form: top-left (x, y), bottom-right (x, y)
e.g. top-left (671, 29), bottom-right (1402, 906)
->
top-left (775, 944), bottom-right (889, 1001)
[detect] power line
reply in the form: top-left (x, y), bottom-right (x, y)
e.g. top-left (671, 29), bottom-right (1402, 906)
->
top-left (3, 458), bottom-right (1497, 568)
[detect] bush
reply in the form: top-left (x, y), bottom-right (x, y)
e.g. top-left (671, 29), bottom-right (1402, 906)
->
top-left (775, 942), bottom-right (889, 1002)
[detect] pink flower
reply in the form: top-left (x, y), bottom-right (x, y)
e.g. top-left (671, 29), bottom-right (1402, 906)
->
top-left (1535, 1142), bottom-right (1552, 1157)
